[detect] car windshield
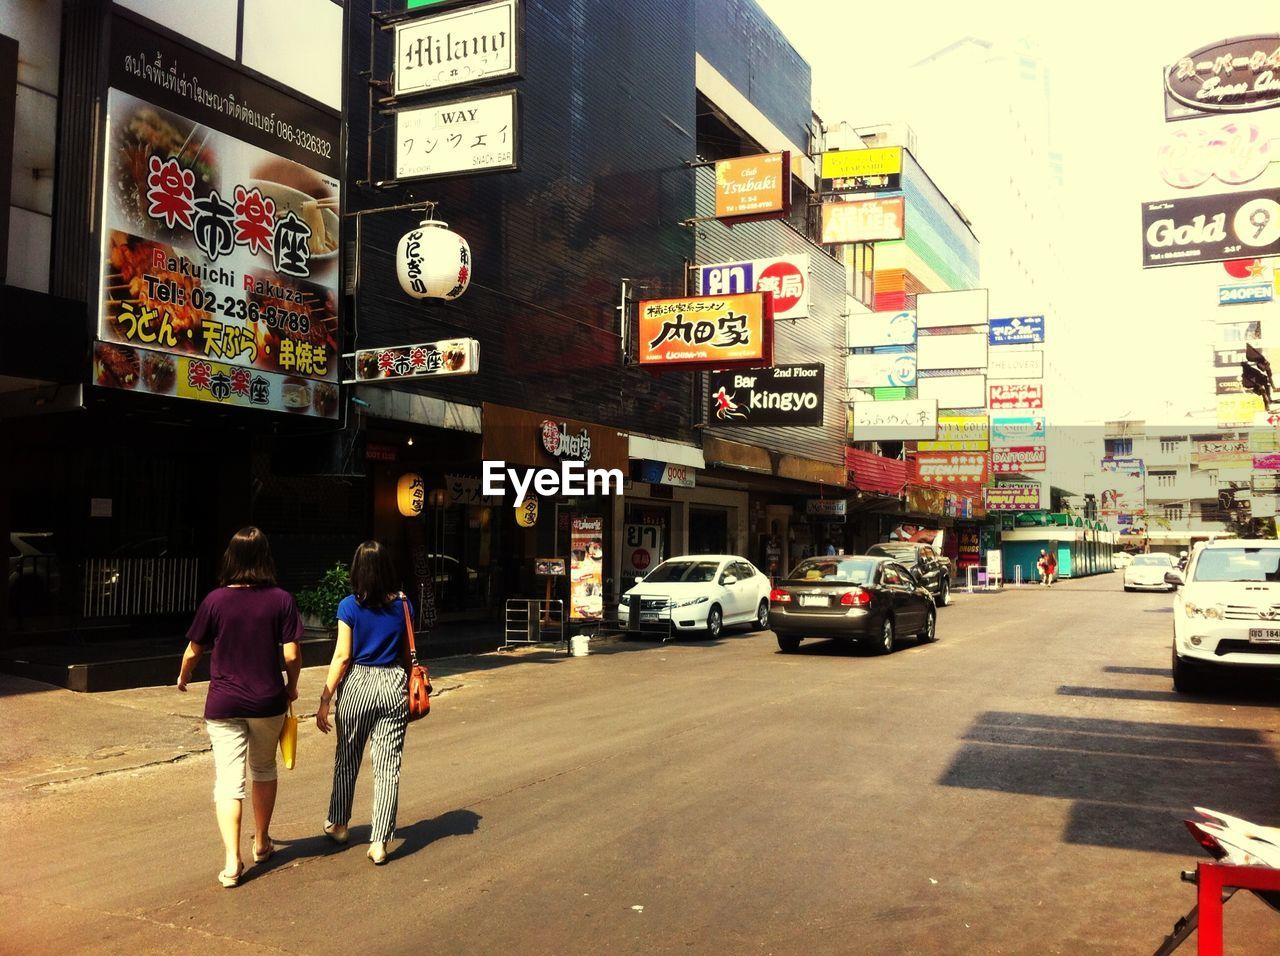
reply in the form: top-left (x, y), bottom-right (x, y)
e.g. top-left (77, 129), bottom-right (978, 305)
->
top-left (1192, 548), bottom-right (1280, 583)
top-left (641, 560), bottom-right (722, 584)
top-left (784, 557), bottom-right (878, 585)
top-left (1131, 554), bottom-right (1172, 567)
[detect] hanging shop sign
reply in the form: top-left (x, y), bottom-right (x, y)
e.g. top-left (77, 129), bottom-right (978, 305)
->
top-left (444, 473), bottom-right (503, 505)
top-left (989, 315), bottom-right (1045, 345)
top-left (917, 374), bottom-right (986, 410)
top-left (97, 17), bottom-right (342, 418)
top-left (1218, 392), bottom-right (1265, 427)
top-left (983, 484), bottom-right (1043, 512)
top-left (1215, 375), bottom-right (1244, 395)
top-left (636, 291), bottom-right (773, 371)
top-left (624, 524), bottom-right (662, 581)
top-left (1165, 36), bottom-right (1280, 116)
top-left (638, 460), bottom-right (696, 488)
top-left (1158, 121), bottom-right (1276, 188)
top-left (708, 364), bottom-right (823, 426)
top-left (1219, 283), bottom-right (1273, 304)
top-left (1099, 458), bottom-right (1146, 514)
top-left (849, 310), bottom-right (915, 348)
top-left (818, 147), bottom-right (902, 193)
top-left (987, 350), bottom-right (1044, 380)
top-left (515, 494), bottom-right (539, 527)
top-left (1216, 319), bottom-right (1263, 344)
top-left (820, 196), bottom-right (905, 244)
top-left (694, 254), bottom-right (810, 320)
top-left (1253, 453), bottom-right (1280, 470)
top-left (397, 473), bottom-right (427, 516)
top-left (392, 0), bottom-right (520, 97)
top-left (396, 220), bottom-right (471, 299)
top-left (1141, 187), bottom-right (1280, 268)
top-left (849, 398), bottom-right (937, 442)
top-left (540, 419), bottom-right (592, 463)
top-left (354, 338), bottom-right (479, 381)
top-left (991, 445), bottom-right (1046, 474)
top-left (918, 415), bottom-right (989, 452)
top-left (989, 382), bottom-right (1044, 410)
top-left (916, 332), bottom-right (987, 372)
top-left (806, 499), bottom-right (848, 517)
top-left (569, 516), bottom-right (605, 621)
top-left (913, 452), bottom-right (989, 486)
top-left (916, 289), bottom-right (988, 329)
top-left (990, 415), bottom-right (1046, 446)
top-left (394, 88), bottom-right (518, 181)
top-left (714, 151), bottom-right (790, 221)
top-left (1214, 347), bottom-right (1247, 368)
top-left (846, 351), bottom-right (916, 388)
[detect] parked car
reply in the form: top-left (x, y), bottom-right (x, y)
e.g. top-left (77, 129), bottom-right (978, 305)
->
top-left (1168, 540), bottom-right (1280, 693)
top-left (618, 555), bottom-right (771, 639)
top-left (865, 542), bottom-right (951, 606)
top-left (770, 555), bottom-right (936, 654)
top-left (1113, 551), bottom-right (1135, 570)
top-left (1124, 552), bottom-right (1176, 592)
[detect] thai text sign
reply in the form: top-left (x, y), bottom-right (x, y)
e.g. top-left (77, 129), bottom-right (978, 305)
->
top-left (393, 0), bottom-right (519, 97)
top-left (637, 292), bottom-right (772, 371)
top-left (992, 445), bottom-right (1047, 473)
top-left (989, 382), bottom-right (1044, 409)
top-left (695, 254), bottom-right (810, 320)
top-left (918, 415), bottom-right (989, 451)
top-left (849, 399), bottom-right (937, 441)
top-left (989, 315), bottom-right (1045, 345)
top-left (715, 152), bottom-right (789, 219)
top-left (708, 365), bottom-right (823, 427)
top-left (914, 452), bottom-right (989, 485)
top-left (847, 351), bottom-right (916, 388)
top-left (1141, 187), bottom-right (1280, 268)
top-left (354, 338), bottom-right (479, 381)
top-left (990, 415), bottom-right (1046, 445)
top-left (849, 310), bottom-right (915, 348)
top-left (984, 485), bottom-right (1043, 511)
top-left (821, 196), bottom-right (905, 244)
top-left (987, 350), bottom-right (1044, 380)
top-left (395, 89), bottom-right (517, 180)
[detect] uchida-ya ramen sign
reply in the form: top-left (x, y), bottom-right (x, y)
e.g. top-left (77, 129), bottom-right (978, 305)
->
top-left (636, 292), bottom-right (773, 372)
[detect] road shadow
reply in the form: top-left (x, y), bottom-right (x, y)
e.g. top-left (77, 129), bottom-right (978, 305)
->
top-left (394, 808), bottom-right (482, 859)
top-left (1144, 607), bottom-right (1174, 614)
top-left (1103, 666), bottom-right (1170, 676)
top-left (774, 636), bottom-right (929, 657)
top-left (1057, 684), bottom-right (1280, 706)
top-left (939, 711), bottom-right (1280, 854)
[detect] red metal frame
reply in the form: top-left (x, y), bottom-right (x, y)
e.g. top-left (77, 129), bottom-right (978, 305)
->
top-left (1195, 862), bottom-right (1280, 955)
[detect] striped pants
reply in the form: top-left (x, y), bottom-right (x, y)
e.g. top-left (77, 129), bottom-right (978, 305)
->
top-left (327, 664), bottom-right (409, 843)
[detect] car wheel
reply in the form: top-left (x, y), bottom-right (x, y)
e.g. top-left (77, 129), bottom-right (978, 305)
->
top-left (1123, 585), bottom-right (1133, 592)
top-left (917, 610), bottom-right (937, 644)
top-left (936, 579), bottom-right (949, 607)
top-left (875, 617), bottom-right (895, 655)
top-left (705, 605), bottom-right (723, 639)
top-left (754, 599), bottom-right (770, 631)
top-left (777, 634), bottom-right (801, 653)
top-left (1172, 647), bottom-right (1205, 694)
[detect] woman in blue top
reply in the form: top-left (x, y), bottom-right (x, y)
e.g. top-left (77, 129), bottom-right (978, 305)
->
top-left (316, 540), bottom-right (413, 865)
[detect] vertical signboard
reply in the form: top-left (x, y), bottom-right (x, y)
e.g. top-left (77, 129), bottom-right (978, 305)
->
top-left (570, 516), bottom-right (604, 621)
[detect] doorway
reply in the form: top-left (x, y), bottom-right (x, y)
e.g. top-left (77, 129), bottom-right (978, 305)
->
top-left (689, 507), bottom-right (729, 555)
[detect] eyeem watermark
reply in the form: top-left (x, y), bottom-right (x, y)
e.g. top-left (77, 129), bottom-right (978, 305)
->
top-left (482, 460), bottom-right (623, 506)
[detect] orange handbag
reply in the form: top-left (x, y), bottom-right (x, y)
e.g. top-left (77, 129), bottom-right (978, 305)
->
top-left (402, 595), bottom-right (432, 721)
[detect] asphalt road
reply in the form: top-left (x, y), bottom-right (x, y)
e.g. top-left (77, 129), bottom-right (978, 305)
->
top-left (4, 574), bottom-right (1280, 955)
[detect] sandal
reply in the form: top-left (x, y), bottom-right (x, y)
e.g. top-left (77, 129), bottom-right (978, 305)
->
top-left (323, 821), bottom-right (349, 844)
top-left (253, 838), bottom-right (274, 863)
top-left (218, 863), bottom-right (244, 888)
top-left (367, 841), bottom-right (388, 865)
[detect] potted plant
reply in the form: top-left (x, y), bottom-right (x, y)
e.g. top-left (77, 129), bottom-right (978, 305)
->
top-left (296, 562), bottom-right (350, 635)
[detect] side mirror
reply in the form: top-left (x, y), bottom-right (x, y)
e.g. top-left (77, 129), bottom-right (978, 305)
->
top-left (1164, 570), bottom-right (1185, 587)
top-left (721, 574), bottom-right (738, 586)
top-left (633, 575), bottom-right (645, 584)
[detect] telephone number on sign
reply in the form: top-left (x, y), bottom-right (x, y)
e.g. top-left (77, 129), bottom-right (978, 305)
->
top-left (188, 289), bottom-right (312, 334)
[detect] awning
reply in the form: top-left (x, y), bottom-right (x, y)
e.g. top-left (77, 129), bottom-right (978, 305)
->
top-left (355, 386), bottom-right (482, 433)
top-left (628, 435), bottom-right (705, 470)
top-left (846, 447), bottom-right (908, 496)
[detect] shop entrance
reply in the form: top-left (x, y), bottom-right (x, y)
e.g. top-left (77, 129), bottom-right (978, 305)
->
top-left (689, 507), bottom-right (729, 555)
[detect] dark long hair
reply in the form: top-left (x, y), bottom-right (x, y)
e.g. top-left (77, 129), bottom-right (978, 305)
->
top-left (219, 526), bottom-right (277, 587)
top-left (350, 540), bottom-right (400, 609)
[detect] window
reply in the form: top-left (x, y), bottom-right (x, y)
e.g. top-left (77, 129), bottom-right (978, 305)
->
top-left (1105, 439), bottom-right (1133, 457)
top-left (1193, 548), bottom-right (1280, 583)
top-left (1150, 471), bottom-right (1176, 488)
top-left (881, 565), bottom-right (902, 586)
top-left (1163, 504), bottom-right (1185, 521)
top-left (1160, 438), bottom-right (1183, 454)
top-left (785, 557), bottom-right (876, 585)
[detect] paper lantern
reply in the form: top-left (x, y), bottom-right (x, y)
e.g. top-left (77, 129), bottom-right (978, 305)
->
top-left (515, 495), bottom-right (539, 528)
top-left (397, 473), bottom-right (425, 517)
top-left (396, 219), bottom-right (471, 300)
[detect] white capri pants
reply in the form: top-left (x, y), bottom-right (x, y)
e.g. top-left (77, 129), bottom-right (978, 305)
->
top-left (206, 714), bottom-right (287, 801)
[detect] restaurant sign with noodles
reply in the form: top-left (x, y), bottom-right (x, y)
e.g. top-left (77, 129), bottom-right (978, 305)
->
top-left (92, 15), bottom-right (342, 418)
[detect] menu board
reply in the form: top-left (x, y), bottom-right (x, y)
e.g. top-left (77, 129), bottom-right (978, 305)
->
top-left (569, 516), bottom-right (604, 621)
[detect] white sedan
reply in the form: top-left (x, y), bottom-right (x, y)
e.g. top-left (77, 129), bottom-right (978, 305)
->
top-left (1124, 553), bottom-right (1176, 591)
top-left (618, 554), bottom-right (772, 639)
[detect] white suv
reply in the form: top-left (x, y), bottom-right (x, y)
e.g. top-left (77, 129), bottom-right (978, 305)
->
top-left (1169, 540), bottom-right (1280, 693)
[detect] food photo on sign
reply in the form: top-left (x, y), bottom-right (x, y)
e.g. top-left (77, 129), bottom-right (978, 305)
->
top-left (570, 517), bottom-right (605, 621)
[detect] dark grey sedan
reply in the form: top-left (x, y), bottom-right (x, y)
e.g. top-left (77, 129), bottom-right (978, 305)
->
top-left (769, 555), bottom-right (937, 654)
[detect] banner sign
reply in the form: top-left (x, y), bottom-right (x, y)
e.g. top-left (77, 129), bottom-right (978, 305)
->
top-left (849, 310), bottom-right (915, 348)
top-left (806, 499), bottom-right (848, 517)
top-left (819, 146), bottom-right (902, 193)
top-left (1218, 392), bottom-right (1264, 426)
top-left (983, 484), bottom-right (1043, 511)
top-left (1216, 375), bottom-right (1244, 395)
top-left (989, 315), bottom-right (1045, 345)
top-left (1254, 454), bottom-right (1280, 470)
top-left (637, 292), bottom-right (773, 371)
top-left (569, 516), bottom-right (604, 621)
top-left (849, 398), bottom-right (938, 441)
top-left (991, 445), bottom-right (1046, 473)
top-left (695, 254), bottom-right (810, 320)
top-left (1216, 319), bottom-right (1262, 344)
top-left (989, 382), bottom-right (1044, 409)
top-left (916, 332), bottom-right (987, 372)
top-left (1100, 458), bottom-right (1146, 514)
top-left (97, 18), bottom-right (341, 417)
top-left (821, 196), bottom-right (905, 244)
top-left (354, 338), bottom-right (479, 381)
top-left (916, 289), bottom-right (988, 329)
top-left (1160, 121), bottom-right (1278, 189)
top-left (715, 151), bottom-right (790, 220)
top-left (639, 460), bottom-right (696, 487)
top-left (1214, 346), bottom-right (1246, 367)
top-left (987, 350), bottom-right (1044, 380)
top-left (1141, 187), bottom-right (1280, 268)
top-left (917, 374), bottom-right (987, 410)
top-left (918, 414), bottom-right (989, 451)
top-left (393, 0), bottom-right (520, 97)
top-left (990, 415), bottom-right (1046, 445)
top-left (846, 351), bottom-right (916, 388)
top-left (395, 88), bottom-right (518, 180)
top-left (914, 452), bottom-right (989, 485)
top-left (1165, 36), bottom-right (1280, 115)
top-left (709, 364), bottom-right (823, 426)
top-left (1219, 282), bottom-right (1273, 304)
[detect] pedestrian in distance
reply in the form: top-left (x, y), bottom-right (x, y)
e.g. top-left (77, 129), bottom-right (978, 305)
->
top-left (176, 527), bottom-right (302, 888)
top-left (316, 540), bottom-right (414, 866)
top-left (1046, 550), bottom-right (1057, 586)
top-left (1037, 549), bottom-right (1050, 587)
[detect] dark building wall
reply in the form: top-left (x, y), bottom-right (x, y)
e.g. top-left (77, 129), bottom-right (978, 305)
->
top-left (346, 0), bottom-right (699, 437)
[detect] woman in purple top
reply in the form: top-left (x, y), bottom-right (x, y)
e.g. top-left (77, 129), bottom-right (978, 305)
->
top-left (177, 527), bottom-right (302, 888)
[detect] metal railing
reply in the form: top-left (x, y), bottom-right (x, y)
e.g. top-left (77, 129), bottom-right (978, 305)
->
top-left (502, 599), bottom-right (566, 652)
top-left (81, 557), bottom-right (200, 618)
top-left (617, 593), bottom-right (677, 642)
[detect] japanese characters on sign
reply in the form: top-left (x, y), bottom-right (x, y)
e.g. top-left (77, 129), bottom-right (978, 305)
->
top-left (1193, 439), bottom-right (1251, 465)
top-left (97, 19), bottom-right (341, 417)
top-left (393, 0), bottom-right (520, 97)
top-left (849, 310), bottom-right (915, 348)
top-left (1141, 188), bottom-right (1280, 268)
top-left (849, 399), bottom-right (938, 441)
top-left (820, 196), bottom-right (905, 244)
top-left (570, 516), bottom-right (604, 621)
top-left (1164, 36), bottom-right (1280, 117)
top-left (983, 485), bottom-right (1043, 512)
top-left (395, 89), bottom-right (517, 180)
top-left (991, 445), bottom-right (1046, 474)
top-left (818, 147), bottom-right (902, 193)
top-left (708, 365), bottom-right (823, 427)
top-left (694, 255), bottom-right (810, 320)
top-left (918, 415), bottom-right (990, 452)
top-left (846, 351), bottom-right (916, 388)
top-left (636, 292), bottom-right (773, 371)
top-left (354, 338), bottom-right (479, 382)
top-left (714, 152), bottom-right (790, 220)
top-left (989, 315), bottom-right (1045, 345)
top-left (914, 452), bottom-right (989, 485)
top-left (989, 382), bottom-right (1044, 410)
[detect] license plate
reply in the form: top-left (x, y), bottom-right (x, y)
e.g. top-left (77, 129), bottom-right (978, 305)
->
top-left (799, 595), bottom-right (828, 608)
top-left (1248, 627), bottom-right (1280, 643)
top-left (641, 612), bottom-right (660, 622)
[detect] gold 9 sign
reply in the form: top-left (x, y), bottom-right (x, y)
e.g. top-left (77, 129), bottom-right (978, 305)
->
top-left (515, 495), bottom-right (539, 528)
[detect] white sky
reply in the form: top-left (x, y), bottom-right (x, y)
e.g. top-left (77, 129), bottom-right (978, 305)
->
top-left (755, 0), bottom-right (1279, 425)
